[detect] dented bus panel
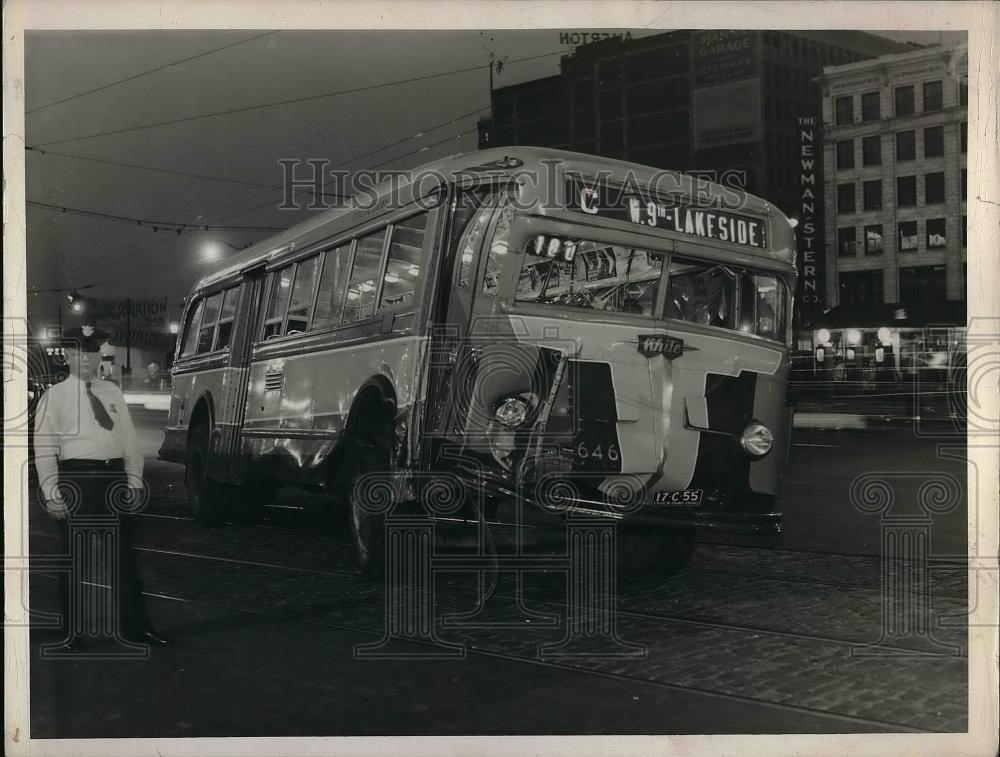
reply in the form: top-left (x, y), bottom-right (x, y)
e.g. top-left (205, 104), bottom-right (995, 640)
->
top-left (161, 147), bottom-right (796, 559)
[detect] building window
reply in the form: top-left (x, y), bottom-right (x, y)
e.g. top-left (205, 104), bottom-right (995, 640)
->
top-left (896, 130), bottom-right (916, 161)
top-left (862, 135), bottom-right (881, 166)
top-left (835, 140), bottom-right (854, 170)
top-left (926, 218), bottom-right (947, 249)
top-left (835, 95), bottom-right (853, 125)
top-left (895, 85), bottom-right (915, 116)
top-left (897, 175), bottom-right (917, 207)
top-left (963, 215), bottom-right (967, 248)
top-left (900, 265), bottom-right (946, 305)
top-left (861, 91), bottom-right (880, 121)
top-left (960, 78), bottom-right (968, 106)
top-left (863, 180), bottom-right (882, 211)
top-left (898, 221), bottom-right (918, 251)
top-left (864, 224), bottom-right (883, 255)
top-left (962, 168), bottom-right (967, 200)
top-left (837, 226), bottom-right (857, 257)
top-left (924, 172), bottom-right (945, 204)
top-left (923, 125), bottom-right (944, 158)
top-left (923, 80), bottom-right (943, 112)
top-left (837, 183), bottom-right (855, 214)
top-left (839, 270), bottom-right (884, 307)
top-left (961, 121), bottom-right (967, 153)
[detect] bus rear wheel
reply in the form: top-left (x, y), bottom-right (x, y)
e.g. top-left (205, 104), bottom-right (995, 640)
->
top-left (622, 528), bottom-right (697, 575)
top-left (184, 422), bottom-right (228, 526)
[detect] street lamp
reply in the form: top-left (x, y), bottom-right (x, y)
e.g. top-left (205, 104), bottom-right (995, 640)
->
top-left (66, 289), bottom-right (86, 312)
top-left (201, 239), bottom-right (247, 261)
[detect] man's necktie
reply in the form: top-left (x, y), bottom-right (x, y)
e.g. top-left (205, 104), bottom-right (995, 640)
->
top-left (85, 381), bottom-right (114, 430)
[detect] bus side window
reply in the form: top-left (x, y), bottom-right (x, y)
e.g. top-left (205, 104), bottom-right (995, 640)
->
top-left (261, 267), bottom-right (292, 340)
top-left (312, 243), bottom-right (352, 330)
top-left (379, 213), bottom-right (428, 311)
top-left (214, 286), bottom-right (242, 350)
top-left (196, 292), bottom-right (223, 354)
top-left (453, 189), bottom-right (497, 288)
top-left (179, 298), bottom-right (205, 358)
top-left (284, 255), bottom-right (320, 335)
top-left (482, 203), bottom-right (514, 296)
top-left (344, 228), bottom-right (387, 323)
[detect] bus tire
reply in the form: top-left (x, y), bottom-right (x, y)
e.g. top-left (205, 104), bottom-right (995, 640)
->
top-left (623, 528), bottom-right (696, 575)
top-left (184, 422), bottom-right (228, 526)
top-left (345, 398), bottom-right (395, 579)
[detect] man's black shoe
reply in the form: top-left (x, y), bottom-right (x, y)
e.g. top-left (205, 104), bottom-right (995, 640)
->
top-left (123, 628), bottom-right (172, 647)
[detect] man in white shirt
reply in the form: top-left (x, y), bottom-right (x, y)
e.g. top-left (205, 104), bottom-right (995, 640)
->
top-left (33, 326), bottom-right (170, 650)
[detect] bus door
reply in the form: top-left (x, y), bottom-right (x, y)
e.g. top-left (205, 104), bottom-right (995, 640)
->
top-left (211, 263), bottom-right (266, 483)
top-left (422, 187), bottom-right (508, 461)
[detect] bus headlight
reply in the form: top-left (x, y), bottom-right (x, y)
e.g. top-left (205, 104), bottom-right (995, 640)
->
top-left (740, 421), bottom-right (773, 457)
top-left (494, 393), bottom-right (536, 428)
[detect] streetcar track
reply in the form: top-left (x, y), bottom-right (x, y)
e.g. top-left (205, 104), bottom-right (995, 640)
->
top-left (126, 506), bottom-right (972, 601)
top-left (696, 566), bottom-right (968, 602)
top-left (28, 572), bottom-right (933, 734)
top-left (28, 527), bottom-right (968, 657)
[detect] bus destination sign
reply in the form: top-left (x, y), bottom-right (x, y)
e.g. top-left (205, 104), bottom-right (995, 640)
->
top-left (566, 179), bottom-right (768, 249)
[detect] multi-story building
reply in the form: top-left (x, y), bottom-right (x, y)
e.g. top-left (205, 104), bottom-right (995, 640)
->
top-left (478, 30), bottom-right (913, 324)
top-left (820, 44), bottom-right (968, 310)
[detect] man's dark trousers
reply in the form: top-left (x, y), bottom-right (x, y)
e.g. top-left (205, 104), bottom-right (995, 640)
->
top-left (55, 459), bottom-right (149, 641)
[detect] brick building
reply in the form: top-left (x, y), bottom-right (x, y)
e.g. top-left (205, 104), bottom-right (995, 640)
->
top-left (820, 43), bottom-right (968, 309)
top-left (478, 30), bottom-right (912, 324)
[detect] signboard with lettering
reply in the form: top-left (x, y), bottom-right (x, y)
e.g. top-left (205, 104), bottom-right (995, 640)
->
top-left (566, 178), bottom-right (768, 249)
top-left (87, 298), bottom-right (176, 349)
top-left (795, 115), bottom-right (824, 326)
top-left (692, 30), bottom-right (758, 87)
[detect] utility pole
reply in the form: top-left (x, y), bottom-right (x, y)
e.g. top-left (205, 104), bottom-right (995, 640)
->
top-left (125, 297), bottom-right (132, 382)
top-left (489, 51), bottom-right (495, 148)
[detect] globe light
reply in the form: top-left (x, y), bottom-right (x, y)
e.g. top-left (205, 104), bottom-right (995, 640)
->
top-left (816, 328), bottom-right (831, 344)
top-left (877, 327), bottom-right (892, 344)
top-left (169, 321), bottom-right (180, 334)
top-left (202, 240), bottom-right (223, 261)
top-left (846, 328), bottom-right (862, 345)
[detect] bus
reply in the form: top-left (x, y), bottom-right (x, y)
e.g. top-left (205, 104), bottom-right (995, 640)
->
top-left (160, 147), bottom-right (797, 575)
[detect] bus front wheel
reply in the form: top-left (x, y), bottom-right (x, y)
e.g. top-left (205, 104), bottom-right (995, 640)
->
top-left (344, 401), bottom-right (396, 579)
top-left (184, 422), bottom-right (228, 526)
top-left (622, 528), bottom-right (697, 575)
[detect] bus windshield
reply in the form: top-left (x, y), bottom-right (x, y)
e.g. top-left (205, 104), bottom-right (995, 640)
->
top-left (513, 236), bottom-right (788, 340)
top-left (515, 242), bottom-right (664, 316)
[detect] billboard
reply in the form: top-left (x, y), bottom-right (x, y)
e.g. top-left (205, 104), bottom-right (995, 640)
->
top-left (692, 78), bottom-right (761, 149)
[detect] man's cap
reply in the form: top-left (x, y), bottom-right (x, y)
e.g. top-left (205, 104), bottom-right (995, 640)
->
top-left (61, 326), bottom-right (110, 353)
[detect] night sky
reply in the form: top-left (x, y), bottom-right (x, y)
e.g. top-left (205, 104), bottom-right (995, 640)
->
top-left (24, 28), bottom-right (964, 327)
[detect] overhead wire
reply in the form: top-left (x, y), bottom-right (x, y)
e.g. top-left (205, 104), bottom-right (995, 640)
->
top-left (29, 49), bottom-right (565, 148)
top-left (45, 105), bottom-right (490, 284)
top-left (26, 31), bottom-right (278, 115)
top-left (26, 200), bottom-right (285, 232)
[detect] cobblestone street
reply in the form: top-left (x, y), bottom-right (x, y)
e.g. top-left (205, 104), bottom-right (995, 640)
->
top-left (26, 427), bottom-right (969, 736)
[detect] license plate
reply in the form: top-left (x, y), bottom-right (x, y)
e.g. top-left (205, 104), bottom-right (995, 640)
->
top-left (650, 489), bottom-right (703, 506)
